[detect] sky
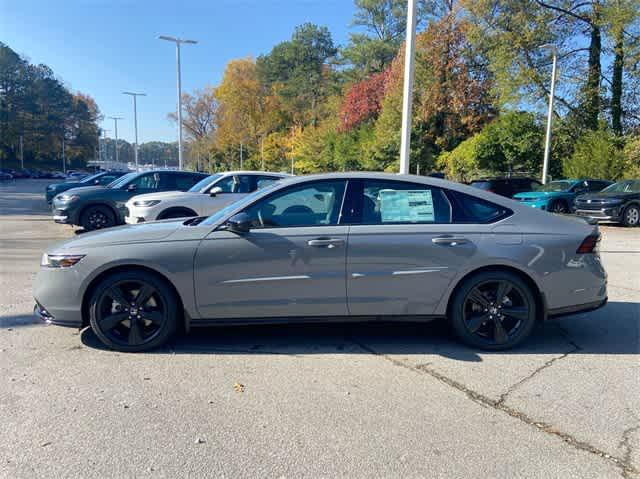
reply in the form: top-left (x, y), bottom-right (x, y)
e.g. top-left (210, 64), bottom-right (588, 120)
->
top-left (1, 0), bottom-right (356, 143)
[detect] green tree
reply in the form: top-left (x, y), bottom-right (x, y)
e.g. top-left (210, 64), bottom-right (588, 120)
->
top-left (563, 128), bottom-right (625, 179)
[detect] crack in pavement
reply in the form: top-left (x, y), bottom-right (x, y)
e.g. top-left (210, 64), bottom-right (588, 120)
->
top-left (348, 336), bottom-right (638, 477)
top-left (620, 412), bottom-right (640, 479)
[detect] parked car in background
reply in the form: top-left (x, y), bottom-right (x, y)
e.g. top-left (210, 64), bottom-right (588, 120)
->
top-left (0, 170), bottom-right (14, 181)
top-left (35, 172), bottom-right (607, 353)
top-left (575, 179), bottom-right (640, 226)
top-left (513, 179), bottom-right (612, 214)
top-left (51, 170), bottom-right (208, 230)
top-left (45, 170), bottom-right (128, 204)
top-left (51, 171), bottom-right (67, 179)
top-left (469, 177), bottom-right (541, 198)
top-left (66, 171), bottom-right (90, 181)
top-left (125, 171), bottom-right (290, 224)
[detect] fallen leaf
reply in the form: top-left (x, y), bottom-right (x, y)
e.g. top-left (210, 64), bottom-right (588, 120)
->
top-left (233, 382), bottom-right (245, 393)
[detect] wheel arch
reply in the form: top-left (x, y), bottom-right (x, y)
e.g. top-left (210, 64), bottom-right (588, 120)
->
top-left (81, 264), bottom-right (187, 331)
top-left (157, 206), bottom-right (198, 220)
top-left (444, 265), bottom-right (546, 322)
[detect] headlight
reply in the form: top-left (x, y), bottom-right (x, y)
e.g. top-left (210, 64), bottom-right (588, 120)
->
top-left (57, 194), bottom-right (79, 202)
top-left (41, 253), bottom-right (85, 268)
top-left (132, 200), bottom-right (160, 207)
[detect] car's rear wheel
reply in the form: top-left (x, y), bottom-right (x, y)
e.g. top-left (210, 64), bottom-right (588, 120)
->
top-left (80, 205), bottom-right (115, 231)
top-left (450, 271), bottom-right (537, 350)
top-left (549, 199), bottom-right (568, 214)
top-left (622, 204), bottom-right (640, 227)
top-left (88, 271), bottom-right (178, 352)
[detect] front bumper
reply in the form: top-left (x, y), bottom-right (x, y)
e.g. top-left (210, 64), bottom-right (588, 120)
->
top-left (575, 207), bottom-right (623, 222)
top-left (518, 199), bottom-right (549, 210)
top-left (33, 266), bottom-right (86, 328)
top-left (125, 215), bottom-right (145, 224)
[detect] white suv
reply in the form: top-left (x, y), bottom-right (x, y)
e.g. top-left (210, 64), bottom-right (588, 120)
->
top-left (125, 171), bottom-right (289, 224)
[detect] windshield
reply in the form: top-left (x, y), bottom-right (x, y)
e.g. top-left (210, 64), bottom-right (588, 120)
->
top-left (602, 180), bottom-right (640, 193)
top-left (79, 172), bottom-right (104, 184)
top-left (202, 182), bottom-right (280, 226)
top-left (107, 172), bottom-right (138, 189)
top-left (534, 181), bottom-right (573, 192)
top-left (188, 174), bottom-right (223, 193)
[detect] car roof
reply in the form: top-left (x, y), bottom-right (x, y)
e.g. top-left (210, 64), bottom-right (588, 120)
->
top-left (215, 170), bottom-right (292, 177)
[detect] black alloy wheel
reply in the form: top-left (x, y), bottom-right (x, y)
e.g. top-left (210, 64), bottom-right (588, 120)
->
top-left (81, 205), bottom-right (115, 231)
top-left (549, 200), bottom-right (568, 214)
top-left (451, 271), bottom-right (537, 350)
top-left (89, 271), bottom-right (178, 352)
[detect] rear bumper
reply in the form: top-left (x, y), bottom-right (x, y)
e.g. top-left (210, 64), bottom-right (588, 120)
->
top-left (548, 297), bottom-right (608, 318)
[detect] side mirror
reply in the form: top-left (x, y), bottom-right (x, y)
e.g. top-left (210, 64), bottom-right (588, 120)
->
top-left (127, 184), bottom-right (137, 191)
top-left (225, 212), bottom-right (251, 234)
top-left (209, 186), bottom-right (223, 197)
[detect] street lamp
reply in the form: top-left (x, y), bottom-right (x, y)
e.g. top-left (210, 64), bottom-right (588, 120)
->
top-left (540, 44), bottom-right (558, 185)
top-left (158, 35), bottom-right (198, 171)
top-left (122, 91), bottom-right (146, 171)
top-left (108, 116), bottom-right (123, 168)
top-left (399, 0), bottom-right (418, 175)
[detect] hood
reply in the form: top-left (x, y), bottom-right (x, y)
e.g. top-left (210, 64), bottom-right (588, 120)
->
top-left (513, 191), bottom-right (567, 199)
top-left (126, 190), bottom-right (196, 203)
top-left (49, 181), bottom-right (82, 190)
top-left (578, 191), bottom-right (638, 200)
top-left (58, 185), bottom-right (107, 196)
top-left (51, 220), bottom-right (186, 252)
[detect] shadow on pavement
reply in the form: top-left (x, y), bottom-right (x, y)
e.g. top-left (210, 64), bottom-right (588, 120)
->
top-left (79, 300), bottom-right (639, 360)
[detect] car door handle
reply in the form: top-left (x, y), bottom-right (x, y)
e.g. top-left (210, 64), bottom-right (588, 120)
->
top-left (307, 238), bottom-right (345, 248)
top-left (432, 235), bottom-right (469, 246)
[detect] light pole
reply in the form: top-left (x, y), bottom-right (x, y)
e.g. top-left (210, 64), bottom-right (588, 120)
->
top-left (108, 116), bottom-right (123, 168)
top-left (158, 35), bottom-right (198, 171)
top-left (540, 44), bottom-right (558, 185)
top-left (123, 91), bottom-right (146, 171)
top-left (399, 0), bottom-right (418, 175)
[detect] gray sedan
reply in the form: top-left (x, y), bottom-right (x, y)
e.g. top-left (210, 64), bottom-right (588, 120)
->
top-left (34, 173), bottom-right (607, 352)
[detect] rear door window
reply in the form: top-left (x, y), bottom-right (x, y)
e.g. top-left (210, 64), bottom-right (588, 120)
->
top-left (345, 180), bottom-right (452, 224)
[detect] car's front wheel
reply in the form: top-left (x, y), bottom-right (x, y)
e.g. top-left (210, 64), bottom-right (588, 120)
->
top-left (80, 205), bottom-right (115, 231)
top-left (88, 271), bottom-right (178, 352)
top-left (622, 204), bottom-right (640, 227)
top-left (549, 199), bottom-right (568, 214)
top-left (450, 271), bottom-right (537, 350)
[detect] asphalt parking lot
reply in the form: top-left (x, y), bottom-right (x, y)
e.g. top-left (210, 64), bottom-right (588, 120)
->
top-left (1, 179), bottom-right (638, 478)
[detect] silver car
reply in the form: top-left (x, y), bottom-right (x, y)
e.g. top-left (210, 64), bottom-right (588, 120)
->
top-left (34, 173), bottom-right (607, 352)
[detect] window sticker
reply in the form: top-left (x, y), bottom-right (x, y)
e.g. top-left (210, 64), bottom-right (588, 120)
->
top-left (378, 189), bottom-right (434, 223)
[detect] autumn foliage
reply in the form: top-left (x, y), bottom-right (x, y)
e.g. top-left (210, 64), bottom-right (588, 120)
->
top-left (338, 69), bottom-right (390, 132)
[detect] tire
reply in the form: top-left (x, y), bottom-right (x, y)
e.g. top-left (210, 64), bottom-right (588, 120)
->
top-left (88, 271), bottom-right (178, 352)
top-left (80, 205), bottom-right (116, 231)
top-left (449, 271), bottom-right (537, 351)
top-left (622, 204), bottom-right (640, 227)
top-left (549, 199), bottom-right (568, 214)
top-left (158, 208), bottom-right (197, 220)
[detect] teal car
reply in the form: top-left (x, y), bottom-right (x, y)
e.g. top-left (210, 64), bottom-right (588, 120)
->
top-left (513, 179), bottom-right (612, 214)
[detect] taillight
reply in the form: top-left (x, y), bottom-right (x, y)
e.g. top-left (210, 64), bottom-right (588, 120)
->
top-left (576, 234), bottom-right (600, 254)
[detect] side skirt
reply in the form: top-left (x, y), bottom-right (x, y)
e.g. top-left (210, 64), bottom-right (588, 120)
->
top-left (189, 315), bottom-right (446, 328)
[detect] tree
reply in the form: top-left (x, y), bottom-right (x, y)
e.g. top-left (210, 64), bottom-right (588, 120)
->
top-left (563, 128), bottom-right (625, 178)
top-left (338, 69), bottom-right (389, 131)
top-left (257, 23), bottom-right (337, 126)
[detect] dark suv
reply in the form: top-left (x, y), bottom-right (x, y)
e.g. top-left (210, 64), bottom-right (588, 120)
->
top-left (45, 170), bottom-right (128, 204)
top-left (51, 170), bottom-right (208, 230)
top-left (470, 177), bottom-right (542, 198)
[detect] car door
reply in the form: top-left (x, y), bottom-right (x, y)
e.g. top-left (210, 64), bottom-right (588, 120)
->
top-left (193, 179), bottom-right (349, 319)
top-left (344, 179), bottom-right (496, 316)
